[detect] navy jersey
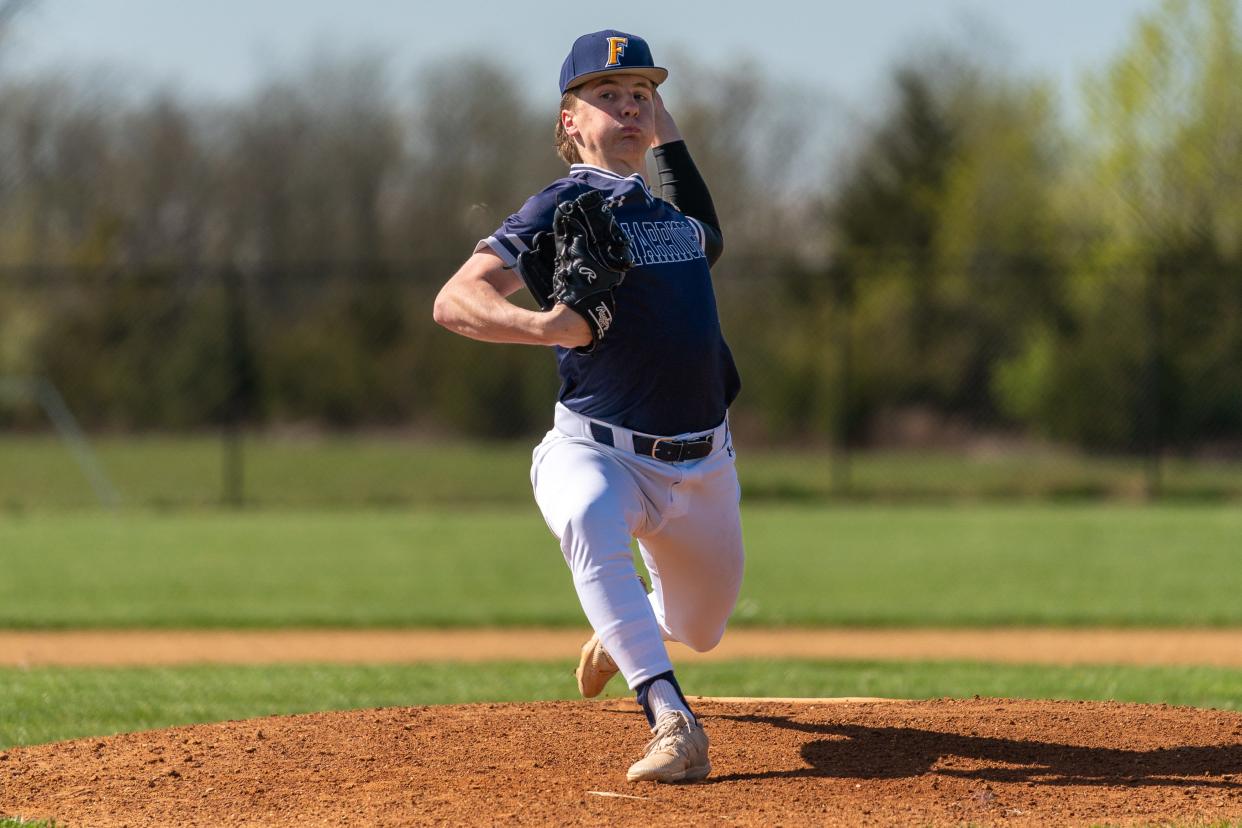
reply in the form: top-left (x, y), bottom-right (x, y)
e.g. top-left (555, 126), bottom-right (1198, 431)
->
top-left (478, 164), bottom-right (740, 436)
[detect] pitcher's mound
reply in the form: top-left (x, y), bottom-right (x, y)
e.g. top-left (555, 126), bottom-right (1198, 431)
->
top-left (3, 698), bottom-right (1241, 827)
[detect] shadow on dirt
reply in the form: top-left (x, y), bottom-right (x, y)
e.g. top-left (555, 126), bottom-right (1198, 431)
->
top-left (707, 714), bottom-right (1242, 789)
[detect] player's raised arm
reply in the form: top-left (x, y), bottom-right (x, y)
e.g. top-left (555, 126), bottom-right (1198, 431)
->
top-left (432, 251), bottom-right (591, 348)
top-left (650, 90), bottom-right (724, 266)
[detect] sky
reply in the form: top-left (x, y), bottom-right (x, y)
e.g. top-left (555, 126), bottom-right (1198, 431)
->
top-left (4, 0), bottom-right (1160, 119)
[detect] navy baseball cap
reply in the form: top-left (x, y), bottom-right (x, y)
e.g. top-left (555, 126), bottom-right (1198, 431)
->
top-left (559, 30), bottom-right (668, 94)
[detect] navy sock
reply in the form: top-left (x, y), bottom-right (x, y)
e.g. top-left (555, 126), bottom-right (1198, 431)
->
top-left (635, 671), bottom-right (693, 727)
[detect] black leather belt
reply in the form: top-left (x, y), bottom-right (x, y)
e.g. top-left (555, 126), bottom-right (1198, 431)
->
top-left (589, 422), bottom-right (714, 462)
top-left (634, 434), bottom-right (714, 462)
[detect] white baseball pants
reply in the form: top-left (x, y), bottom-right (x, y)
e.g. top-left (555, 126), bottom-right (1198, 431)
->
top-left (531, 403), bottom-right (745, 689)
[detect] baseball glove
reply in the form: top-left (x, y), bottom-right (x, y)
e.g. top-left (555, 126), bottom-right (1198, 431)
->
top-left (514, 189), bottom-right (634, 352)
top-left (514, 231), bottom-right (557, 312)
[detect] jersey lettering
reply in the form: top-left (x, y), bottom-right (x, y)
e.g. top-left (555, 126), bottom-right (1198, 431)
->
top-left (627, 221), bottom-right (658, 264)
top-left (659, 223), bottom-right (689, 261)
top-left (677, 224), bottom-right (703, 259)
top-left (643, 222), bottom-right (673, 263)
top-left (618, 220), bottom-right (704, 267)
top-left (673, 222), bottom-right (703, 260)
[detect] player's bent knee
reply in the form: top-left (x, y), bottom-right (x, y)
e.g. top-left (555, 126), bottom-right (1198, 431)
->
top-left (675, 623), bottom-right (726, 654)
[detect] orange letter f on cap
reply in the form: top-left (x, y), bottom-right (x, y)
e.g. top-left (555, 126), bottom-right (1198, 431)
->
top-left (606, 37), bottom-right (628, 67)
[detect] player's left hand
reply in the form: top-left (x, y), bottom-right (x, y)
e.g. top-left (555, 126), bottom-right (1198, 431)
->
top-left (651, 89), bottom-right (683, 148)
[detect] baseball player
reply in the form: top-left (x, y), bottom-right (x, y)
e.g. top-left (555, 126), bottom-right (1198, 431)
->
top-left (433, 29), bottom-right (743, 783)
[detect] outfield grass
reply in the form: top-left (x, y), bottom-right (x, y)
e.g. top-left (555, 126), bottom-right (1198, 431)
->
top-left (2, 659), bottom-right (1242, 749)
top-left (2, 434), bottom-right (1240, 509)
top-left (2, 504), bottom-right (1241, 628)
top-left (0, 435), bottom-right (537, 510)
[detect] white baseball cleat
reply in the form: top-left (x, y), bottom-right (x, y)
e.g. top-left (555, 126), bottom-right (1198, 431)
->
top-left (626, 711), bottom-right (711, 783)
top-left (575, 632), bottom-right (619, 698)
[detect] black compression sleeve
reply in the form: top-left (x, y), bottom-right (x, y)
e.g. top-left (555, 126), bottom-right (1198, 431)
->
top-left (652, 140), bottom-right (721, 237)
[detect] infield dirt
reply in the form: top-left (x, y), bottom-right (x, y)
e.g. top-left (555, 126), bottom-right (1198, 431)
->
top-left (3, 698), bottom-right (1241, 826)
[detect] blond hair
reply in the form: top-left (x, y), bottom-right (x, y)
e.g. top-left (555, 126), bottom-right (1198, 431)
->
top-left (554, 91), bottom-right (582, 166)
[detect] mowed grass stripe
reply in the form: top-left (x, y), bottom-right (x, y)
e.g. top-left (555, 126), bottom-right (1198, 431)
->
top-left (4, 660), bottom-right (1242, 749)
top-left (5, 434), bottom-right (1242, 508)
top-left (3, 505), bottom-right (1242, 629)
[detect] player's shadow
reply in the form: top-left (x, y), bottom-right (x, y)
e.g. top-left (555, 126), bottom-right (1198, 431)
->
top-left (706, 713), bottom-right (1242, 790)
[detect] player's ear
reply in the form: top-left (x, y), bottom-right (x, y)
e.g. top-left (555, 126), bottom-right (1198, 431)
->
top-left (561, 108), bottom-right (580, 139)
top-left (560, 89), bottom-right (583, 138)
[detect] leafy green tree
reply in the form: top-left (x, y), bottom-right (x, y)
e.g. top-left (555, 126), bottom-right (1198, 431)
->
top-left (999, 0), bottom-right (1242, 449)
top-left (826, 50), bottom-right (1066, 442)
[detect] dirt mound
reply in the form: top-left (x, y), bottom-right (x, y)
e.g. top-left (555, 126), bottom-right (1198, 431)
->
top-left (3, 698), bottom-right (1241, 827)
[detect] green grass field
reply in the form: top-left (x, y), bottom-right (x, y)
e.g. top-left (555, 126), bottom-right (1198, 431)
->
top-left (2, 504), bottom-right (1241, 628)
top-left (2, 434), bottom-right (1240, 509)
top-left (4, 660), bottom-right (1242, 749)
top-left (4, 436), bottom-right (1242, 782)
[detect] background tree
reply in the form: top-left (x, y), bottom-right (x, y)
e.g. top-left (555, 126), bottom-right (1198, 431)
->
top-left (999, 0), bottom-right (1242, 450)
top-left (824, 47), bottom-right (1066, 444)
top-left (1, 7), bottom-right (1240, 449)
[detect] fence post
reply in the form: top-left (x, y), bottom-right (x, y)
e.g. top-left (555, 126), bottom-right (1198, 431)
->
top-left (221, 266), bottom-right (258, 508)
top-left (1142, 259), bottom-right (1164, 499)
top-left (829, 259), bottom-right (855, 496)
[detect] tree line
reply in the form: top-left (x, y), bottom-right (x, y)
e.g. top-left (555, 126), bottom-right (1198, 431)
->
top-left (0, 0), bottom-right (1239, 451)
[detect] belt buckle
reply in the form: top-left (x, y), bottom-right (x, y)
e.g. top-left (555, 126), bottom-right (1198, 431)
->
top-left (650, 437), bottom-right (675, 461)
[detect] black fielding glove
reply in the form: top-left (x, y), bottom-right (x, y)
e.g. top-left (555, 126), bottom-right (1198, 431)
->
top-left (514, 232), bottom-right (556, 311)
top-left (551, 190), bottom-right (634, 352)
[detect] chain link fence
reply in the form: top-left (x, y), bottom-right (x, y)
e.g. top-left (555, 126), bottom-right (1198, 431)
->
top-left (2, 253), bottom-right (1240, 509)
